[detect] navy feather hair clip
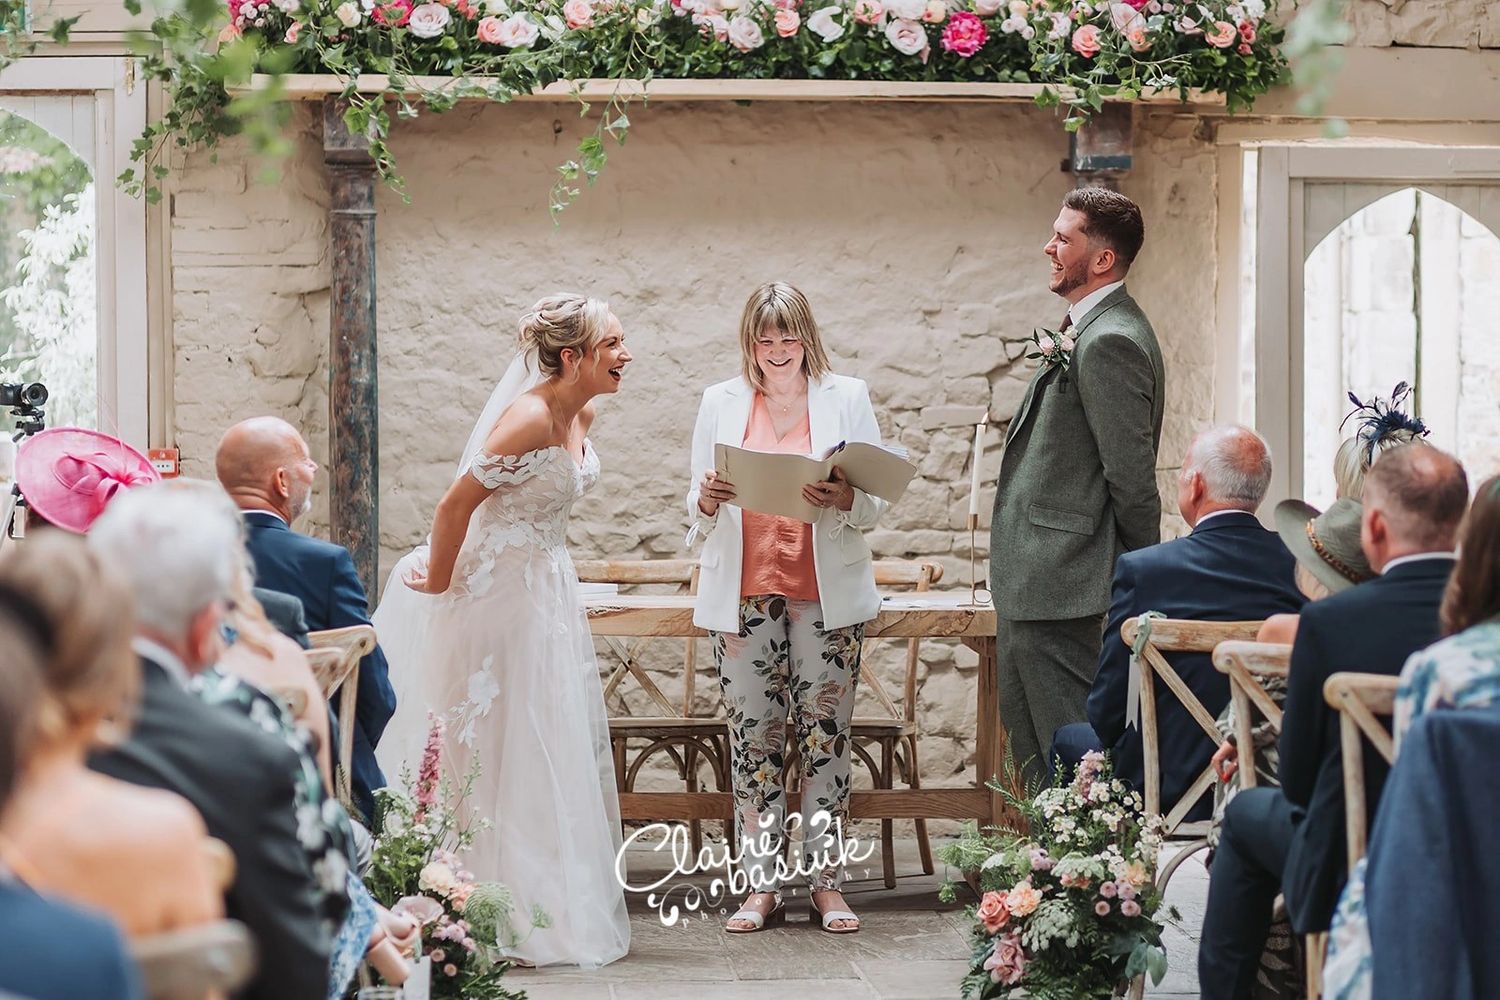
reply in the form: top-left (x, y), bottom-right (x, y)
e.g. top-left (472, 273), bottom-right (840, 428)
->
top-left (1340, 381), bottom-right (1430, 466)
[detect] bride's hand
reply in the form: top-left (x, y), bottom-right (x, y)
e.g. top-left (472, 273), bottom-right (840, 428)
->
top-left (403, 569), bottom-right (443, 595)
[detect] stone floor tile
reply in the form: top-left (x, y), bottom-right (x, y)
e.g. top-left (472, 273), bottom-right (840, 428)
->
top-left (614, 980), bottom-right (879, 1000)
top-left (853, 958), bottom-right (976, 999)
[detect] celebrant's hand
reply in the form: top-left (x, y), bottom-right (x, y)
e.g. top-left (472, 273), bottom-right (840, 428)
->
top-left (804, 466), bottom-right (855, 513)
top-left (698, 470), bottom-right (736, 516)
top-left (1212, 740), bottom-right (1238, 782)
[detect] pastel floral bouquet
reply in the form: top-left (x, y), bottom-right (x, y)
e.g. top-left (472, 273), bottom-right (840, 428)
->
top-left (366, 717), bottom-right (545, 999)
top-left (938, 752), bottom-right (1173, 999)
top-left (1027, 325), bottom-right (1075, 371)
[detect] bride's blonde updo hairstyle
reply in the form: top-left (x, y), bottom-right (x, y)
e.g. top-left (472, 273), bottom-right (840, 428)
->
top-left (518, 294), bottom-right (613, 379)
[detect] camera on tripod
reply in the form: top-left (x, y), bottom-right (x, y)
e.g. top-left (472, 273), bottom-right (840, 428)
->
top-left (1, 381), bottom-right (48, 439)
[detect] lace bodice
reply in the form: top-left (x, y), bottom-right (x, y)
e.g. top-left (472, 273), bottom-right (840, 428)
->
top-left (448, 442), bottom-right (598, 599)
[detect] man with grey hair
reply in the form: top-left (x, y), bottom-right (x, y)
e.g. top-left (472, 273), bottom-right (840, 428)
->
top-left (1050, 425), bottom-right (1306, 819)
top-left (87, 483), bottom-right (332, 1000)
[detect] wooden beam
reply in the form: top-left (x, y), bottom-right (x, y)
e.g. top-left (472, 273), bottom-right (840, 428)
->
top-left (321, 96), bottom-right (381, 605)
top-left (244, 74), bottom-right (1226, 107)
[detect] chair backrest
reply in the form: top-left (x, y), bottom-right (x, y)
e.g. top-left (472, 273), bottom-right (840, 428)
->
top-left (1118, 617), bottom-right (1265, 835)
top-left (1211, 640), bottom-right (1293, 791)
top-left (1323, 671), bottom-right (1400, 872)
top-left (307, 625), bottom-right (375, 809)
top-left (271, 685), bottom-right (310, 720)
top-left (201, 837), bottom-right (235, 893)
top-left (576, 559), bottom-right (702, 718)
top-left (860, 560), bottom-right (944, 724)
top-left (132, 919), bottom-right (256, 999)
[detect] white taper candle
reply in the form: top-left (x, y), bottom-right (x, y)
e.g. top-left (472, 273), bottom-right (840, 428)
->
top-left (969, 421), bottom-right (985, 518)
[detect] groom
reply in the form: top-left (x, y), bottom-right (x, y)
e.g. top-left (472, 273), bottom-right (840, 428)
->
top-left (989, 187), bottom-right (1166, 787)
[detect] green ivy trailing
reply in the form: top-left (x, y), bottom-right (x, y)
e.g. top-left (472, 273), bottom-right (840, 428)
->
top-left (53, 0), bottom-right (1294, 212)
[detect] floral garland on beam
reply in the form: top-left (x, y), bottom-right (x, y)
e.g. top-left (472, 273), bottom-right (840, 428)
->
top-left (118, 0), bottom-right (1287, 213)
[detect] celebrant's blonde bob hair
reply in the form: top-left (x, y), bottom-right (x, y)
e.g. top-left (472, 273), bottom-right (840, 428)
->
top-left (737, 282), bottom-right (833, 394)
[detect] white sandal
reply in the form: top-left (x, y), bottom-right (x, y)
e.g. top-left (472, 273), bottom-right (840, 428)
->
top-left (724, 891), bottom-right (785, 933)
top-left (810, 892), bottom-right (860, 934)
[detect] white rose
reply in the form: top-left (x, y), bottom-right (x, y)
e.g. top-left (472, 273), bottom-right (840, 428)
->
top-left (973, 0), bottom-right (1002, 14)
top-left (495, 10), bottom-right (540, 45)
top-left (805, 3), bottom-right (844, 40)
top-left (541, 12), bottom-right (567, 38)
top-left (273, 0), bottom-right (299, 12)
top-left (335, 1), bottom-right (361, 25)
top-left (886, 0), bottom-right (924, 19)
top-left (727, 14), bottom-right (764, 49)
top-left (407, 2), bottom-right (451, 37)
top-left (483, 0), bottom-right (509, 13)
top-left (883, 15), bottom-right (927, 54)
top-left (1006, 0), bottom-right (1026, 15)
top-left (719, 0), bottom-right (742, 11)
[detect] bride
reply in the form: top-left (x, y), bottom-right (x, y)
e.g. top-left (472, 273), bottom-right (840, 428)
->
top-left (373, 294), bottom-right (633, 968)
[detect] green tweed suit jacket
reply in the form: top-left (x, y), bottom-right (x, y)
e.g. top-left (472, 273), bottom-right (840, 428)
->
top-left (989, 285), bottom-right (1166, 621)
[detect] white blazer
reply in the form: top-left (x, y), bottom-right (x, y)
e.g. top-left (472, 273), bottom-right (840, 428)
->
top-left (686, 373), bottom-right (889, 633)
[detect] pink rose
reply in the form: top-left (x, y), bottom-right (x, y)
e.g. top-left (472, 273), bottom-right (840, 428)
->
top-left (1121, 899), bottom-right (1142, 917)
top-left (884, 17), bottom-right (929, 57)
top-left (694, 11), bottom-right (729, 38)
top-left (920, 0), bottom-right (946, 22)
top-left (476, 13), bottom-right (504, 41)
top-left (852, 0), bottom-right (883, 23)
top-left (1126, 25), bottom-right (1150, 50)
top-left (1070, 23), bottom-right (1100, 57)
top-left (563, 0), bottom-right (593, 27)
top-left (218, 21), bottom-right (241, 41)
top-left (1037, 334), bottom-right (1056, 354)
top-left (982, 930), bottom-right (1028, 986)
top-left (1174, 13), bottom-right (1200, 33)
top-left (728, 14), bottom-right (765, 49)
top-left (493, 11), bottom-right (540, 46)
top-left (1060, 334), bottom-right (1075, 352)
top-left (373, 0), bottom-right (412, 25)
top-left (1205, 18), bottom-right (1235, 46)
top-left (939, 9), bottom-right (986, 55)
top-left (1237, 18), bottom-right (1255, 43)
top-left (1122, 0), bottom-right (1147, 6)
top-left (977, 891), bottom-right (1011, 934)
top-left (973, 0), bottom-right (1002, 13)
top-left (774, 8), bottom-right (800, 34)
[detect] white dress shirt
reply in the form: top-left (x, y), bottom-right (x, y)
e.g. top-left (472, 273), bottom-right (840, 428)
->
top-left (1067, 279), bottom-right (1126, 328)
top-left (1380, 551), bottom-right (1457, 575)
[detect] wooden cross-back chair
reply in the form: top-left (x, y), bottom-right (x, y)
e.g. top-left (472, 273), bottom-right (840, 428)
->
top-left (306, 625), bottom-right (375, 812)
top-left (1322, 672), bottom-right (1400, 872)
top-left (576, 558), bottom-right (730, 853)
top-left (1211, 640), bottom-right (1294, 789)
top-left (1118, 617), bottom-right (1265, 891)
top-left (848, 559), bottom-right (943, 889)
top-left (132, 919), bottom-right (256, 999)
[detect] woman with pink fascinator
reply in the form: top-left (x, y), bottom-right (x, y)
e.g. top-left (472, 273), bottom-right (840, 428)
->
top-left (13, 427), bottom-right (159, 534)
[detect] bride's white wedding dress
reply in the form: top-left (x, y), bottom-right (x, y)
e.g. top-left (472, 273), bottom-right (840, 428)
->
top-left (373, 435), bottom-right (630, 969)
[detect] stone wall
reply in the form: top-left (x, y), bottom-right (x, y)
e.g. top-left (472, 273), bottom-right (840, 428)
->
top-left (1347, 0), bottom-right (1500, 49)
top-left (169, 99), bottom-right (1219, 793)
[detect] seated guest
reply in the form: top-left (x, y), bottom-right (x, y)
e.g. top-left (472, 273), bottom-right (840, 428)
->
top-left (1198, 443), bottom-right (1468, 1000)
top-left (1323, 474), bottom-right (1500, 1000)
top-left (88, 485), bottom-right (333, 1000)
top-left (254, 585), bottom-right (312, 648)
top-left (0, 595), bottom-right (144, 1000)
top-left (215, 417), bottom-right (396, 822)
top-left (14, 427), bottom-right (159, 535)
top-left (1050, 425), bottom-right (1305, 819)
top-left (0, 532), bottom-right (222, 937)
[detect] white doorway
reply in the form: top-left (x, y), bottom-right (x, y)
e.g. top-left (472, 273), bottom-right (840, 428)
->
top-left (0, 56), bottom-right (147, 444)
top-left (1246, 144), bottom-right (1500, 504)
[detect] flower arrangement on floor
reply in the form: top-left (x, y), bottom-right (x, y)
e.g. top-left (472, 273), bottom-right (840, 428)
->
top-left (365, 716), bottom-right (545, 999)
top-left (938, 751), bottom-right (1174, 1000)
top-left (106, 0), bottom-right (1287, 212)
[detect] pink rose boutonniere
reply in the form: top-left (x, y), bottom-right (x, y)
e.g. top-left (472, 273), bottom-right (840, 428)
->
top-left (1028, 326), bottom-right (1075, 371)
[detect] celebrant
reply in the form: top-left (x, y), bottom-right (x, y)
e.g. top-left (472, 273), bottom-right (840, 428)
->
top-left (685, 281), bottom-right (886, 937)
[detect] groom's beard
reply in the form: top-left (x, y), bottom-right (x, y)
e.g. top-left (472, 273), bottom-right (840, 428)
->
top-left (1050, 259), bottom-right (1089, 298)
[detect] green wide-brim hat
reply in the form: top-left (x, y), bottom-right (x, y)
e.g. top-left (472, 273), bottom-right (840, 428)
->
top-left (1275, 497), bottom-right (1376, 595)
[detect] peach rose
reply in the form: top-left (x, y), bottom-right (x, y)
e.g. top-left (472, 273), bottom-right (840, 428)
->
top-left (852, 0), bottom-right (884, 23)
top-left (563, 0), bottom-right (593, 26)
top-left (977, 891), bottom-right (1011, 934)
top-left (1070, 22), bottom-right (1100, 57)
top-left (921, 0), bottom-right (946, 22)
top-left (1204, 18), bottom-right (1235, 47)
top-left (774, 8), bottom-right (799, 34)
top-left (1126, 25), bottom-right (1149, 50)
top-left (476, 14), bottom-right (505, 41)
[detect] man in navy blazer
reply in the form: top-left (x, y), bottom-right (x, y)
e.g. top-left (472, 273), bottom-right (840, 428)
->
top-left (1198, 443), bottom-right (1467, 1000)
top-left (1052, 426), bottom-right (1305, 818)
top-left (217, 416), bottom-right (397, 823)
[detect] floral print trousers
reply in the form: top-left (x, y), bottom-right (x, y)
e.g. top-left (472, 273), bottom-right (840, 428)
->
top-left (712, 594), bottom-right (864, 892)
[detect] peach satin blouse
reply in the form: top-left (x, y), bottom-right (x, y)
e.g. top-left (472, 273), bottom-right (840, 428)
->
top-left (739, 393), bottom-right (820, 601)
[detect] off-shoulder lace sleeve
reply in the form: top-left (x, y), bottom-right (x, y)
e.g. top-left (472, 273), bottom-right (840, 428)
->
top-left (469, 449), bottom-right (548, 489)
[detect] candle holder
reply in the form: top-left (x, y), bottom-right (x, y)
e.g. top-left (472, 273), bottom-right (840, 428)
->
top-left (967, 419), bottom-right (993, 608)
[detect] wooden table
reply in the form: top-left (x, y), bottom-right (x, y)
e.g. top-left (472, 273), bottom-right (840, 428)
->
top-left (585, 592), bottom-right (1008, 828)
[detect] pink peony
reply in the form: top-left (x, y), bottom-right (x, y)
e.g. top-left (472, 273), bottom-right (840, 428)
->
top-left (977, 891), bottom-right (1011, 934)
top-left (983, 930), bottom-right (1028, 986)
top-left (774, 8), bottom-right (800, 34)
top-left (1070, 22), bottom-right (1101, 57)
top-left (476, 13), bottom-right (504, 40)
top-left (563, 0), bottom-right (594, 27)
top-left (1121, 899), bottom-right (1142, 917)
top-left (1095, 899), bottom-right (1112, 916)
top-left (852, 0), bottom-right (883, 23)
top-left (940, 10), bottom-right (986, 55)
top-left (1237, 18), bottom-right (1255, 43)
top-left (1205, 18), bottom-right (1235, 47)
top-left (373, 0), bottom-right (413, 25)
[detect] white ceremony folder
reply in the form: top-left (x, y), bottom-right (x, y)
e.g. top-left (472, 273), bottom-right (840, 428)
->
top-left (713, 440), bottom-right (917, 524)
